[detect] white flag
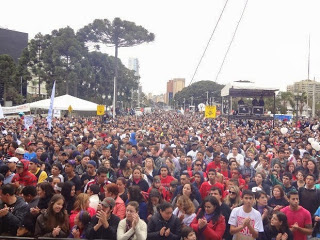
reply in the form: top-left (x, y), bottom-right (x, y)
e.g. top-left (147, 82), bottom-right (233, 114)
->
top-left (0, 104), bottom-right (4, 119)
top-left (180, 107), bottom-right (185, 115)
top-left (24, 116), bottom-right (34, 130)
top-left (47, 81), bottom-right (56, 129)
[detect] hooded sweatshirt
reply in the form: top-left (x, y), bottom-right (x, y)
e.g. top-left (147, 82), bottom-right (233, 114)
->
top-left (12, 159), bottom-right (37, 186)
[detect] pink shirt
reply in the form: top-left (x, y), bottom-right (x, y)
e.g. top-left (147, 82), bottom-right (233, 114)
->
top-left (281, 206), bottom-right (312, 240)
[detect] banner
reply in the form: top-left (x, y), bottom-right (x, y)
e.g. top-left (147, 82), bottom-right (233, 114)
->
top-left (47, 81), bottom-right (56, 129)
top-left (97, 105), bottom-right (105, 115)
top-left (24, 116), bottom-right (34, 130)
top-left (2, 103), bottom-right (30, 114)
top-left (205, 105), bottom-right (217, 118)
top-left (0, 104), bottom-right (4, 119)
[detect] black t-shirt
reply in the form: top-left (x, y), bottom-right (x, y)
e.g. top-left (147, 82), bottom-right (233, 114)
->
top-left (81, 173), bottom-right (96, 188)
top-left (65, 174), bottom-right (82, 192)
top-left (268, 197), bottom-right (288, 209)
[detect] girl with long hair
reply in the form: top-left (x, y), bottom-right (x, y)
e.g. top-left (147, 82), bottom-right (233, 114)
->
top-left (68, 210), bottom-right (91, 239)
top-left (172, 183), bottom-right (199, 209)
top-left (224, 186), bottom-right (242, 210)
top-left (264, 212), bottom-right (293, 240)
top-left (61, 181), bottom-right (76, 214)
top-left (190, 196), bottom-right (226, 240)
top-left (69, 193), bottom-right (96, 229)
top-left (147, 189), bottom-right (163, 222)
top-left (128, 185), bottom-right (148, 222)
top-left (35, 194), bottom-right (69, 238)
top-left (173, 195), bottom-right (196, 227)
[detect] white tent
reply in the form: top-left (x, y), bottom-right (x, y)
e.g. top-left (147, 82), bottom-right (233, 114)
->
top-left (30, 94), bottom-right (100, 111)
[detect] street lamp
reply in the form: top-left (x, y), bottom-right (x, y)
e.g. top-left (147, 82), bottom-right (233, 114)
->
top-left (294, 92), bottom-right (302, 123)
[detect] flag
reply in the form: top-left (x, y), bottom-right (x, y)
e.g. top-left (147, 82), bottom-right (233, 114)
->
top-left (180, 107), bottom-right (184, 115)
top-left (205, 105), bottom-right (216, 118)
top-left (0, 104), bottom-right (4, 119)
top-left (24, 116), bottom-right (34, 130)
top-left (47, 81), bottom-right (56, 129)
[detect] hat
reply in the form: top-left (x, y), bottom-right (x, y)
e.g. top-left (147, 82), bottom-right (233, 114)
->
top-left (88, 160), bottom-right (97, 168)
top-left (67, 160), bottom-right (76, 167)
top-left (28, 141), bottom-right (36, 146)
top-left (15, 148), bottom-right (25, 155)
top-left (72, 151), bottom-right (81, 158)
top-left (245, 157), bottom-right (253, 162)
top-left (101, 197), bottom-right (115, 209)
top-left (61, 152), bottom-right (68, 156)
top-left (7, 157), bottom-right (19, 163)
top-left (191, 142), bottom-right (198, 146)
top-left (16, 161), bottom-right (24, 168)
top-left (30, 158), bottom-right (41, 165)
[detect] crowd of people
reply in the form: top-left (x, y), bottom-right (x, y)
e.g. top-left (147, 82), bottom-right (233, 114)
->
top-left (0, 111), bottom-right (318, 239)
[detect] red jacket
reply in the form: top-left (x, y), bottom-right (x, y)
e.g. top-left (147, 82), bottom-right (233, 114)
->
top-left (160, 175), bottom-right (175, 190)
top-left (12, 159), bottom-right (37, 187)
top-left (199, 181), bottom-right (225, 200)
top-left (190, 213), bottom-right (225, 240)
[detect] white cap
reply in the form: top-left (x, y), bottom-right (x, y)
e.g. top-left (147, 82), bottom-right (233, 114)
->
top-left (7, 157), bottom-right (19, 163)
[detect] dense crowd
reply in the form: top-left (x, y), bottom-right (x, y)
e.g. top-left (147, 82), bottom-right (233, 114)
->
top-left (0, 111), bottom-right (319, 240)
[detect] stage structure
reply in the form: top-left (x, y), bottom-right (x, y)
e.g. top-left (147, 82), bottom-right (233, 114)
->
top-left (220, 80), bottom-right (279, 126)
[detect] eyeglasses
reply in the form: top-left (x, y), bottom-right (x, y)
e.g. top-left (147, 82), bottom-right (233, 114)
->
top-left (195, 164), bottom-right (201, 166)
top-left (229, 191), bottom-right (236, 194)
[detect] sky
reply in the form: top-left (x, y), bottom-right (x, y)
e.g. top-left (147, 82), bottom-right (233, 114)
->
top-left (1, 0), bottom-right (320, 95)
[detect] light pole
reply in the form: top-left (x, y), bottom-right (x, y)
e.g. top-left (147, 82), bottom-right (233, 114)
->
top-left (183, 98), bottom-right (186, 111)
top-left (206, 91), bottom-right (209, 105)
top-left (191, 96), bottom-right (194, 106)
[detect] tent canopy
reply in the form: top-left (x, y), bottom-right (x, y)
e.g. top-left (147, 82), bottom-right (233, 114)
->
top-left (30, 94), bottom-right (100, 111)
top-left (221, 80), bottom-right (279, 97)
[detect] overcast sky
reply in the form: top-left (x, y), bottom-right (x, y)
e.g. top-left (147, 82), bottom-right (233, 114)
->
top-left (1, 0), bottom-right (320, 95)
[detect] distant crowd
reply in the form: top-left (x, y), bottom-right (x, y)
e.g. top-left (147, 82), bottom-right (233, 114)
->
top-left (0, 111), bottom-right (318, 240)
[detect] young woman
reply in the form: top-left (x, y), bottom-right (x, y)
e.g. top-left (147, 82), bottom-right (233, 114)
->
top-left (104, 183), bottom-right (126, 220)
top-left (166, 158), bottom-right (180, 179)
top-left (69, 193), bottom-right (96, 229)
top-left (190, 196), bottom-right (226, 240)
top-left (147, 189), bottom-right (163, 222)
top-left (254, 191), bottom-right (273, 226)
top-left (34, 194), bottom-right (69, 238)
top-left (117, 201), bottom-right (147, 240)
top-left (263, 212), bottom-right (293, 240)
top-left (147, 176), bottom-right (168, 201)
top-left (248, 172), bottom-right (270, 195)
top-left (224, 186), bottom-right (242, 210)
top-left (61, 181), bottom-right (76, 214)
top-left (68, 210), bottom-right (91, 239)
top-left (306, 159), bottom-right (319, 181)
top-left (143, 157), bottom-right (157, 186)
top-left (103, 159), bottom-right (117, 183)
top-left (30, 182), bottom-right (55, 216)
top-left (292, 170), bottom-right (305, 190)
top-left (268, 185), bottom-right (288, 211)
top-left (116, 177), bottom-right (128, 203)
top-left (172, 183), bottom-right (200, 209)
top-left (118, 159), bottom-right (132, 179)
top-left (285, 162), bottom-right (297, 181)
top-left (147, 202), bottom-right (181, 240)
top-left (127, 185), bottom-right (148, 222)
top-left (173, 195), bottom-right (196, 227)
top-left (126, 167), bottom-right (149, 192)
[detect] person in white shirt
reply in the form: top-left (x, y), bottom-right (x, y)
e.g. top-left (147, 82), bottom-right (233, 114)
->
top-left (187, 143), bottom-right (198, 161)
top-left (87, 184), bottom-right (100, 211)
top-left (229, 189), bottom-right (264, 240)
top-left (227, 147), bottom-right (244, 166)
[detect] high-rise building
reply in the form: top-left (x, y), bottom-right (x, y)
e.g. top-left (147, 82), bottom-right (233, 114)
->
top-left (128, 58), bottom-right (140, 77)
top-left (165, 78), bottom-right (185, 104)
top-left (287, 79), bottom-right (320, 101)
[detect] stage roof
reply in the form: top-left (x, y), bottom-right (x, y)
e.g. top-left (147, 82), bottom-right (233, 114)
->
top-left (221, 81), bottom-right (279, 97)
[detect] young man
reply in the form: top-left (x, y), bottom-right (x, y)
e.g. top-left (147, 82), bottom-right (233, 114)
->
top-left (281, 191), bottom-right (312, 240)
top-left (206, 152), bottom-right (221, 173)
top-left (28, 158), bottom-right (48, 183)
top-left (64, 160), bottom-right (82, 195)
top-left (270, 171), bottom-right (296, 194)
top-left (229, 189), bottom-right (264, 240)
top-left (86, 197), bottom-right (120, 239)
top-left (199, 169), bottom-right (224, 200)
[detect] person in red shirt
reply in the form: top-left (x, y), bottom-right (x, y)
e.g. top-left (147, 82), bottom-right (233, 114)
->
top-left (199, 169), bottom-right (225, 200)
top-left (12, 159), bottom-right (37, 187)
top-left (159, 165), bottom-right (176, 190)
top-left (230, 168), bottom-right (245, 190)
top-left (185, 156), bottom-right (193, 178)
top-left (206, 153), bottom-right (221, 174)
top-left (220, 158), bottom-right (231, 179)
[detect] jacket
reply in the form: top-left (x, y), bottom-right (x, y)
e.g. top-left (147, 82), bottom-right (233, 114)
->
top-left (147, 212), bottom-right (181, 240)
top-left (11, 159), bottom-right (37, 186)
top-left (117, 218), bottom-right (147, 240)
top-left (86, 213), bottom-right (120, 239)
top-left (113, 196), bottom-right (126, 220)
top-left (0, 196), bottom-right (30, 235)
top-left (34, 210), bottom-right (69, 238)
top-left (190, 213), bottom-right (226, 240)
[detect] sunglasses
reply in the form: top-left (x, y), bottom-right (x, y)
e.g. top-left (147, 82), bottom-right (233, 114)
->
top-left (195, 164), bottom-right (201, 166)
top-left (230, 191), bottom-right (236, 194)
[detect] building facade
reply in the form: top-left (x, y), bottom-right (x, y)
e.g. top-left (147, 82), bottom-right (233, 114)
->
top-left (165, 78), bottom-right (185, 104)
top-left (287, 79), bottom-right (320, 102)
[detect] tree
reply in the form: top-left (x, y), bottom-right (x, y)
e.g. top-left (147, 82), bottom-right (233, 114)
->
top-left (174, 80), bottom-right (224, 108)
top-left (78, 18), bottom-right (155, 116)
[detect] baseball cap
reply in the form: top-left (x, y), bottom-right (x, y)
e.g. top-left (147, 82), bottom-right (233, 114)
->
top-left (245, 157), bottom-right (253, 162)
top-left (7, 157), bottom-right (19, 163)
top-left (101, 197), bottom-right (115, 209)
top-left (67, 160), bottom-right (76, 168)
top-left (30, 158), bottom-right (41, 165)
top-left (16, 161), bottom-right (24, 168)
top-left (28, 141), bottom-right (36, 146)
top-left (15, 148), bottom-right (25, 155)
top-left (88, 160), bottom-right (97, 168)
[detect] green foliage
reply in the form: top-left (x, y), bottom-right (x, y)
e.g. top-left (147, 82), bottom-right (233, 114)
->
top-left (174, 80), bottom-right (224, 106)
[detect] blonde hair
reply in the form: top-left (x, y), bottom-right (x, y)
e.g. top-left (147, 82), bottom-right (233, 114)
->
top-left (224, 186), bottom-right (242, 208)
top-left (73, 193), bottom-right (89, 211)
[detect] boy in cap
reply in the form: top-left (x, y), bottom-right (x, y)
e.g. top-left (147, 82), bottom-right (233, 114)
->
top-left (86, 197), bottom-right (120, 239)
top-left (28, 158), bottom-right (48, 183)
